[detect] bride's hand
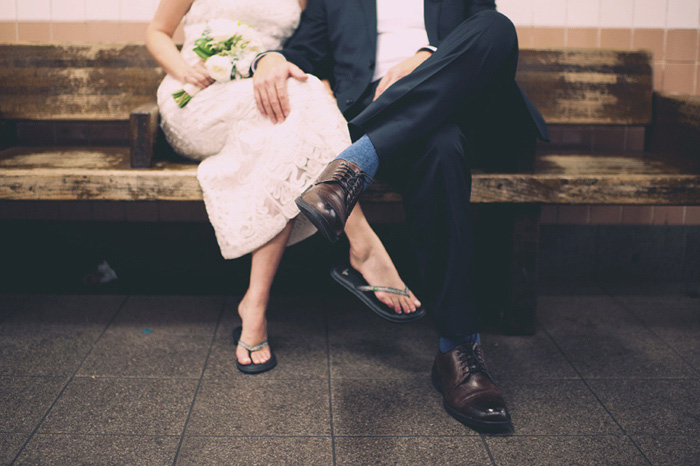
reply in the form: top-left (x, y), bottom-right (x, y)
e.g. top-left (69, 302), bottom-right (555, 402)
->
top-left (179, 61), bottom-right (215, 89)
top-left (253, 53), bottom-right (308, 124)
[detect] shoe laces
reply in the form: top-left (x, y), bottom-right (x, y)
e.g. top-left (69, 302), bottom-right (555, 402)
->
top-left (323, 161), bottom-right (373, 205)
top-left (456, 343), bottom-right (490, 381)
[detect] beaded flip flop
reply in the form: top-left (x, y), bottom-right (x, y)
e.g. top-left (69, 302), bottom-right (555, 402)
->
top-left (232, 326), bottom-right (277, 374)
top-left (330, 264), bottom-right (426, 323)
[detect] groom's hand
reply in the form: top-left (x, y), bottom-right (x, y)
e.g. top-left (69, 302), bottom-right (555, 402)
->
top-left (374, 50), bottom-right (432, 101)
top-left (253, 53), bottom-right (308, 124)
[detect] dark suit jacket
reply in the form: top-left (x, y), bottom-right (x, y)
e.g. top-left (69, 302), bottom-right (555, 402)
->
top-left (281, 0), bottom-right (496, 114)
top-left (280, 0), bottom-right (548, 141)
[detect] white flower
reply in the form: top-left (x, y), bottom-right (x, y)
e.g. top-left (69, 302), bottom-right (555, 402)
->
top-left (205, 54), bottom-right (234, 81)
top-left (235, 53), bottom-right (255, 78)
top-left (206, 18), bottom-right (238, 42)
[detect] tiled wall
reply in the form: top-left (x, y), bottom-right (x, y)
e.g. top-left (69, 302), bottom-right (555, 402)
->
top-left (1, 0), bottom-right (699, 226)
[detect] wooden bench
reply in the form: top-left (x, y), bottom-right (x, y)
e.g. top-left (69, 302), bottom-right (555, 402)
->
top-left (1, 42), bottom-right (699, 334)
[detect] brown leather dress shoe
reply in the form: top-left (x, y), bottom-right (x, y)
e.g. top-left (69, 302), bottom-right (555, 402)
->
top-left (295, 159), bottom-right (370, 242)
top-left (432, 343), bottom-right (512, 432)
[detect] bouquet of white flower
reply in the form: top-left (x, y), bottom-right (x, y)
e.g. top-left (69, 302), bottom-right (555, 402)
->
top-left (172, 19), bottom-right (262, 108)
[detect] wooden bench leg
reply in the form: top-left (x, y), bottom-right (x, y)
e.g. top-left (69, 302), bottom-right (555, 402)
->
top-left (501, 204), bottom-right (540, 336)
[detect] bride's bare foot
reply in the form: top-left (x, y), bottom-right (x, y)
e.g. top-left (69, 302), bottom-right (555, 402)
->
top-left (236, 294), bottom-right (272, 365)
top-left (349, 239), bottom-right (422, 314)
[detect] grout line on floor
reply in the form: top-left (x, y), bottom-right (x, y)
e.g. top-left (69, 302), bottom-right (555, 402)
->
top-left (9, 295), bottom-right (129, 465)
top-left (170, 298), bottom-right (226, 466)
top-left (480, 434), bottom-right (497, 465)
top-left (539, 326), bottom-right (653, 465)
top-left (325, 300), bottom-right (337, 466)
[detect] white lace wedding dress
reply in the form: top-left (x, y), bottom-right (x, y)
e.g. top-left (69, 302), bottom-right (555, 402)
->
top-left (157, 0), bottom-right (350, 259)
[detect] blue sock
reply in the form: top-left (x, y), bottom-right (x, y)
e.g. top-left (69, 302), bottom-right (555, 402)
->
top-left (335, 135), bottom-right (379, 185)
top-left (439, 333), bottom-right (481, 353)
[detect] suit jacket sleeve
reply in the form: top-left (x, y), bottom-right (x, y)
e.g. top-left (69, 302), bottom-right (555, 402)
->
top-left (279, 0), bottom-right (331, 74)
top-left (469, 0), bottom-right (496, 16)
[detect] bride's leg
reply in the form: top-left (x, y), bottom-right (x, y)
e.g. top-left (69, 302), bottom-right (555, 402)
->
top-left (344, 204), bottom-right (422, 314)
top-left (237, 220), bottom-right (295, 366)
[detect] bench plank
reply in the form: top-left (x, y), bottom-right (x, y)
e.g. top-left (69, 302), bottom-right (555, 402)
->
top-left (1, 43), bottom-right (652, 126)
top-left (0, 43), bottom-right (164, 120)
top-left (1, 148), bottom-right (698, 204)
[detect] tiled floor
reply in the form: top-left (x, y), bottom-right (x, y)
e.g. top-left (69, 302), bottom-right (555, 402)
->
top-left (0, 284), bottom-right (698, 465)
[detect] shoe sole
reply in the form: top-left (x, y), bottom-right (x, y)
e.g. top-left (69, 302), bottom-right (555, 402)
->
top-left (431, 366), bottom-right (512, 433)
top-left (330, 265), bottom-right (426, 324)
top-left (295, 196), bottom-right (340, 243)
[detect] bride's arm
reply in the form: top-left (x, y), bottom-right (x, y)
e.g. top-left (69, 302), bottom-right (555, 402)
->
top-left (146, 0), bottom-right (214, 89)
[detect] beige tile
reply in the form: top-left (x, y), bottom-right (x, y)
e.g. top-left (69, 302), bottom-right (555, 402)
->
top-left (561, 126), bottom-right (593, 151)
top-left (17, 21), bottom-right (50, 41)
top-left (52, 22), bottom-right (88, 41)
top-left (590, 206), bottom-right (622, 225)
top-left (0, 22), bottom-right (17, 42)
top-left (122, 22), bottom-right (147, 42)
top-left (516, 26), bottom-right (533, 48)
top-left (558, 206), bottom-right (590, 225)
top-left (633, 29), bottom-right (665, 61)
top-left (621, 206), bottom-right (653, 225)
top-left (665, 29), bottom-right (699, 62)
top-left (600, 28), bottom-right (632, 49)
top-left (86, 21), bottom-right (122, 42)
top-left (533, 27), bottom-right (566, 48)
top-left (685, 206), bottom-right (700, 225)
top-left (651, 206), bottom-right (685, 225)
top-left (566, 28), bottom-right (598, 48)
top-left (663, 63), bottom-right (695, 94)
top-left (696, 65), bottom-right (700, 96)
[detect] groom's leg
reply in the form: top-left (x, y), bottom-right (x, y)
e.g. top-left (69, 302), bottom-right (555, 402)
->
top-left (349, 10), bottom-right (519, 165)
top-left (381, 122), bottom-right (479, 337)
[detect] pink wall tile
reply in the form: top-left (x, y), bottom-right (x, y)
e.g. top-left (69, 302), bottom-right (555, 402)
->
top-left (558, 206), bottom-right (590, 224)
top-left (540, 206), bottom-right (558, 224)
top-left (590, 206), bottom-right (622, 224)
top-left (600, 28), bottom-right (632, 49)
top-left (621, 206), bottom-right (653, 224)
top-left (685, 206), bottom-right (700, 224)
top-left (652, 206), bottom-right (685, 225)
top-left (86, 21), bottom-right (122, 42)
top-left (567, 28), bottom-right (598, 48)
top-left (633, 29), bottom-right (665, 61)
top-left (533, 27), bottom-right (566, 47)
top-left (51, 21), bottom-right (87, 41)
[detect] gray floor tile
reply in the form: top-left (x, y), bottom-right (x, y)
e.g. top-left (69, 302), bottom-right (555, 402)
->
top-left (0, 331), bottom-right (98, 377)
top-left (39, 377), bottom-right (197, 435)
top-left (0, 433), bottom-right (31, 464)
top-left (334, 436), bottom-right (490, 465)
top-left (615, 296), bottom-right (700, 372)
top-left (205, 298), bottom-right (328, 380)
top-left (539, 297), bottom-right (695, 379)
top-left (176, 436), bottom-right (333, 465)
top-left (537, 281), bottom-right (607, 296)
top-left (0, 377), bottom-right (66, 432)
top-left (480, 332), bottom-right (579, 381)
top-left (328, 298), bottom-right (438, 379)
top-left (186, 379), bottom-right (330, 436)
top-left (1, 295), bottom-right (122, 333)
top-left (78, 330), bottom-right (211, 378)
top-left (113, 296), bottom-right (222, 336)
top-left (498, 380), bottom-right (620, 435)
top-left (632, 435), bottom-right (700, 465)
top-left (15, 434), bottom-right (179, 465)
top-left (587, 379), bottom-right (700, 436)
top-left (486, 436), bottom-right (646, 465)
top-left (331, 378), bottom-right (471, 436)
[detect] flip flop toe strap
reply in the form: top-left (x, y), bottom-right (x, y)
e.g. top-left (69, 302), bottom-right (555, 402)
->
top-left (238, 339), bottom-right (269, 353)
top-left (357, 285), bottom-right (410, 297)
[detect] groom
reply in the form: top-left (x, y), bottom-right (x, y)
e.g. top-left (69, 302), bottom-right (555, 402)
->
top-left (252, 0), bottom-right (548, 432)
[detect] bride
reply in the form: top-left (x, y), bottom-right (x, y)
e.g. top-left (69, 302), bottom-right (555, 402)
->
top-left (147, 0), bottom-right (422, 373)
